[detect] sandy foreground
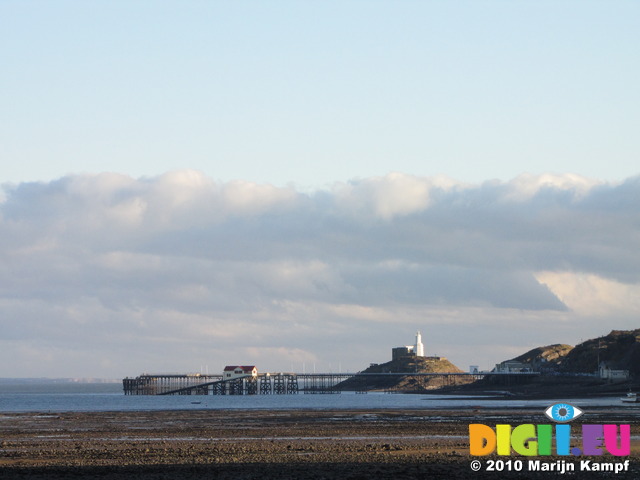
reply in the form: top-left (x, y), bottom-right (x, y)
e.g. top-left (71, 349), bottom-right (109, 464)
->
top-left (1, 407), bottom-right (639, 479)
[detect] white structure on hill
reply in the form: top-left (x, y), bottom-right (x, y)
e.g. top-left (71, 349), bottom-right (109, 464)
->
top-left (391, 331), bottom-right (426, 361)
top-left (415, 331), bottom-right (424, 357)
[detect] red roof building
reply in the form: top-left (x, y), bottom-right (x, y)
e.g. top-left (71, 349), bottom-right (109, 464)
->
top-left (223, 365), bottom-right (258, 379)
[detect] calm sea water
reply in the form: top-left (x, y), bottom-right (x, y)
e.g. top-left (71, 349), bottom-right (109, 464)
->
top-left (0, 383), bottom-right (633, 413)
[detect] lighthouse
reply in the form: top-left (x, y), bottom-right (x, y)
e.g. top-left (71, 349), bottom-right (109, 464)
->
top-left (414, 331), bottom-right (424, 357)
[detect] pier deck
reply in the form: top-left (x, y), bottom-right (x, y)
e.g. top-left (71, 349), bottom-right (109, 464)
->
top-left (122, 371), bottom-right (538, 395)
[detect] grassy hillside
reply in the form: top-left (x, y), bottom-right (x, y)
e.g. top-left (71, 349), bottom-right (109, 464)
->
top-left (559, 329), bottom-right (640, 375)
top-left (338, 356), bottom-right (472, 392)
top-left (507, 329), bottom-right (640, 376)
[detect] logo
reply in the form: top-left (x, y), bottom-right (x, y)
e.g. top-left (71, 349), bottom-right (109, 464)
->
top-left (469, 403), bottom-right (630, 457)
top-left (544, 403), bottom-right (583, 423)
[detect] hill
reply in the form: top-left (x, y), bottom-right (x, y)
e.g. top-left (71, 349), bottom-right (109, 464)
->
top-left (512, 344), bottom-right (574, 367)
top-left (558, 329), bottom-right (640, 376)
top-left (338, 356), bottom-right (472, 392)
top-left (505, 329), bottom-right (640, 376)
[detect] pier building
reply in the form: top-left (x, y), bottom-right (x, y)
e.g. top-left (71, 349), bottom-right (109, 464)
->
top-left (223, 365), bottom-right (258, 379)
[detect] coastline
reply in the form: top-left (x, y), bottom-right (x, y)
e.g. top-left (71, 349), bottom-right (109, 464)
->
top-left (1, 407), bottom-right (639, 479)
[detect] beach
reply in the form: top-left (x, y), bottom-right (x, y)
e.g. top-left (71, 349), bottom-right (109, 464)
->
top-left (1, 407), bottom-right (639, 479)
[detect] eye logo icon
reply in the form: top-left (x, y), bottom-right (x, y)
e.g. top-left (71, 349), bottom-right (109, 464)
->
top-left (544, 403), bottom-right (583, 423)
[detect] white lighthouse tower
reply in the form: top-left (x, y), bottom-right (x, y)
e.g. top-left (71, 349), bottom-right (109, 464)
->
top-left (414, 331), bottom-right (424, 357)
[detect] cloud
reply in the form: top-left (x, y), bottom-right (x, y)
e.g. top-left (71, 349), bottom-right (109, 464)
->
top-left (535, 271), bottom-right (640, 317)
top-left (332, 172), bottom-right (457, 219)
top-left (1, 171), bottom-right (639, 377)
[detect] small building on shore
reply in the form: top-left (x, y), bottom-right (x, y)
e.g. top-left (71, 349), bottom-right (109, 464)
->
top-left (599, 362), bottom-right (629, 382)
top-left (493, 360), bottom-right (531, 373)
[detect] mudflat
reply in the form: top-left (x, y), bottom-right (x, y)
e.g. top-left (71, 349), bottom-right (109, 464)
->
top-left (0, 408), bottom-right (638, 479)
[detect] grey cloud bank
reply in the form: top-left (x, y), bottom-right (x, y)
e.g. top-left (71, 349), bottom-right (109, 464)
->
top-left (1, 171), bottom-right (639, 377)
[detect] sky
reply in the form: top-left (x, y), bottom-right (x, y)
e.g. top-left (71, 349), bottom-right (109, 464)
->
top-left (1, 1), bottom-right (639, 378)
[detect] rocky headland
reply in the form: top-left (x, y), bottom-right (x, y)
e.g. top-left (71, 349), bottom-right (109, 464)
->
top-left (337, 355), bottom-right (473, 392)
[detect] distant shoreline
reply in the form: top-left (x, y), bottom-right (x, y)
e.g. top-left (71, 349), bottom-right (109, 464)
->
top-left (0, 378), bottom-right (120, 384)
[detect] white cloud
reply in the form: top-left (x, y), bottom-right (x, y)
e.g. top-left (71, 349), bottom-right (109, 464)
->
top-left (333, 172), bottom-right (458, 219)
top-left (1, 171), bottom-right (639, 377)
top-left (535, 271), bottom-right (640, 317)
top-left (503, 173), bottom-right (600, 202)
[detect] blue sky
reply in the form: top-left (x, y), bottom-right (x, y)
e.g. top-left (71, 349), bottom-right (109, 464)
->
top-left (2, 1), bottom-right (639, 188)
top-left (1, 2), bottom-right (639, 378)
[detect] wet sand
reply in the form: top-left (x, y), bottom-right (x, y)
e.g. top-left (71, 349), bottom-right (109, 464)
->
top-left (1, 407), bottom-right (639, 479)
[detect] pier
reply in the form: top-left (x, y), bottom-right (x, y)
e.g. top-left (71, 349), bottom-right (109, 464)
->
top-left (122, 333), bottom-right (543, 396)
top-left (122, 371), bottom-right (538, 395)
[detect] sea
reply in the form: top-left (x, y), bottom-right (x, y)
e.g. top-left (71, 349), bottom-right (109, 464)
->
top-left (0, 382), bottom-right (636, 413)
